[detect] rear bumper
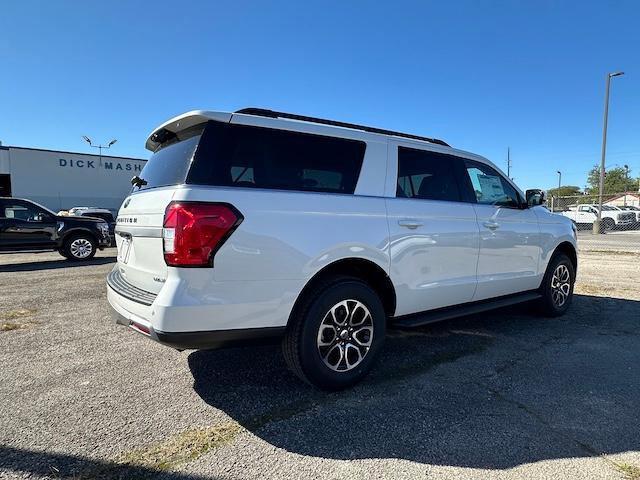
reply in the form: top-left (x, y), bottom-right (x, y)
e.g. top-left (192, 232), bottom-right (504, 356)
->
top-left (108, 304), bottom-right (284, 349)
top-left (106, 267), bottom-right (291, 350)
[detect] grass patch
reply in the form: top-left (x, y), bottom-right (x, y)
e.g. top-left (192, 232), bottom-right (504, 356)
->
top-left (1, 322), bottom-right (27, 331)
top-left (0, 309), bottom-right (37, 331)
top-left (580, 249), bottom-right (640, 257)
top-left (617, 463), bottom-right (640, 480)
top-left (116, 422), bottom-right (242, 471)
top-left (574, 284), bottom-right (616, 295)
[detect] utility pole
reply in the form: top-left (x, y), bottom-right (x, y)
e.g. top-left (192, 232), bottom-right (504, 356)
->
top-left (594, 71), bottom-right (624, 234)
top-left (624, 164), bottom-right (629, 206)
top-left (506, 147), bottom-right (511, 178)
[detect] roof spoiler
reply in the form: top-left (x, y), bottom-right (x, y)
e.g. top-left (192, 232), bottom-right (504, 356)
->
top-left (145, 111), bottom-right (232, 151)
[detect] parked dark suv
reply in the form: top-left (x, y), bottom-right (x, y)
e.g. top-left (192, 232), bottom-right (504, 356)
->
top-left (0, 197), bottom-right (111, 260)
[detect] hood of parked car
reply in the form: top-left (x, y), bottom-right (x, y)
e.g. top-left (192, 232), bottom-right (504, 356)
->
top-left (56, 215), bottom-right (106, 225)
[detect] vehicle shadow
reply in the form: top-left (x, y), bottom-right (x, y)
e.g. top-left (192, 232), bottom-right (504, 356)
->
top-left (0, 445), bottom-right (218, 480)
top-left (188, 294), bottom-right (640, 469)
top-left (0, 256), bottom-right (116, 273)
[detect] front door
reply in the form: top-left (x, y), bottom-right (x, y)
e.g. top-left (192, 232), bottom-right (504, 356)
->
top-left (386, 144), bottom-right (480, 316)
top-left (0, 199), bottom-right (57, 250)
top-left (461, 160), bottom-right (542, 300)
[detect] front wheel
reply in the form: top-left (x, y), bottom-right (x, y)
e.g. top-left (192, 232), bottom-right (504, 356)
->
top-left (62, 234), bottom-right (97, 261)
top-left (282, 276), bottom-right (386, 390)
top-left (538, 253), bottom-right (575, 317)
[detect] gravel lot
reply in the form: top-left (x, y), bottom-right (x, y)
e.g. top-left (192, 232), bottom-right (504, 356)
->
top-left (1, 238), bottom-right (639, 480)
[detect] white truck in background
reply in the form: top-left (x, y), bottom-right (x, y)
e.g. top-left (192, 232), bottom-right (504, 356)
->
top-left (560, 204), bottom-right (636, 231)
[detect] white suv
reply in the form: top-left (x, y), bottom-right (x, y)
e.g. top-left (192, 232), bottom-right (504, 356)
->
top-left (107, 108), bottom-right (577, 389)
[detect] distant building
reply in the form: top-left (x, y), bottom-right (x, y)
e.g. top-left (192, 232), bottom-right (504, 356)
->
top-left (604, 193), bottom-right (640, 207)
top-left (0, 145), bottom-right (146, 212)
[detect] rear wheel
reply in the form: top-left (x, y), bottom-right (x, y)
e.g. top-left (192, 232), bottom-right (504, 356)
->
top-left (538, 253), bottom-right (575, 317)
top-left (62, 234), bottom-right (97, 261)
top-left (282, 276), bottom-right (386, 390)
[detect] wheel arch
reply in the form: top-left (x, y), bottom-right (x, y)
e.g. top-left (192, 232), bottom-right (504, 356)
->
top-left (287, 258), bottom-right (396, 327)
top-left (552, 241), bottom-right (577, 272)
top-left (59, 228), bottom-right (99, 246)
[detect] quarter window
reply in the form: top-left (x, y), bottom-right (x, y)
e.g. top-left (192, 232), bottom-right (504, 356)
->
top-left (188, 122), bottom-right (366, 194)
top-left (396, 147), bottom-right (462, 202)
top-left (464, 161), bottom-right (520, 208)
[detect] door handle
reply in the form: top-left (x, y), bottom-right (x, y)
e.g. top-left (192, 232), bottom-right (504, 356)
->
top-left (483, 221), bottom-right (500, 230)
top-left (398, 219), bottom-right (423, 229)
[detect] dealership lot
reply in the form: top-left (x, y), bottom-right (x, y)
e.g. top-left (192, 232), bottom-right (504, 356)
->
top-left (1, 241), bottom-right (639, 480)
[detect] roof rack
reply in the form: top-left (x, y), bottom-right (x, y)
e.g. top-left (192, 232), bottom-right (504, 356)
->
top-left (235, 108), bottom-right (450, 147)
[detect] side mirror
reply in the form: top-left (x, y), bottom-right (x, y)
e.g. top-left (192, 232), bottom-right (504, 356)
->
top-left (526, 189), bottom-right (546, 207)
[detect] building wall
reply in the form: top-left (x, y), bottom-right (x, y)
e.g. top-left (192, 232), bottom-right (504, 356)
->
top-left (4, 147), bottom-right (146, 212)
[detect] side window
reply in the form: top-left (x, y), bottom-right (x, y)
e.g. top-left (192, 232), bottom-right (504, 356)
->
top-left (188, 122), bottom-right (366, 194)
top-left (1, 202), bottom-right (42, 221)
top-left (464, 161), bottom-right (520, 208)
top-left (396, 147), bottom-right (462, 202)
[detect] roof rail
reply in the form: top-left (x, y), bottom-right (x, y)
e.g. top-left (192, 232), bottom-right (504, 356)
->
top-left (235, 108), bottom-right (450, 147)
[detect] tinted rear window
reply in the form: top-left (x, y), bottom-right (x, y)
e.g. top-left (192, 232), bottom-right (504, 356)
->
top-left (187, 122), bottom-right (366, 194)
top-left (134, 125), bottom-right (204, 191)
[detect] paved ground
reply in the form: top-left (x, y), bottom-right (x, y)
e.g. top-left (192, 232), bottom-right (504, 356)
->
top-left (1, 238), bottom-right (639, 480)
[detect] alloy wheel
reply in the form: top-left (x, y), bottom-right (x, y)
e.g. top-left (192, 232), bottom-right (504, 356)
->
top-left (70, 238), bottom-right (93, 259)
top-left (550, 264), bottom-right (571, 307)
top-left (316, 299), bottom-right (374, 372)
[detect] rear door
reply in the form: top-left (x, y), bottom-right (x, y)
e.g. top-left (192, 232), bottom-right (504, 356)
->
top-left (385, 143), bottom-right (480, 315)
top-left (461, 160), bottom-right (542, 300)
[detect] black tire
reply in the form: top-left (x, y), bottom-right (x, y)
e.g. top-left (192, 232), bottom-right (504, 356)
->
top-left (603, 217), bottom-right (615, 232)
top-left (282, 276), bottom-right (386, 390)
top-left (538, 253), bottom-right (575, 317)
top-left (62, 233), bottom-right (97, 261)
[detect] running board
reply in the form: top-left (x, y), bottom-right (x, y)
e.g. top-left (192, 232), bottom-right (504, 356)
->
top-left (391, 291), bottom-right (542, 328)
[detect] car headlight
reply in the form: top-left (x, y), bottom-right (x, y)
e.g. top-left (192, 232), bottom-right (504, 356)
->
top-left (571, 222), bottom-right (577, 239)
top-left (98, 222), bottom-right (109, 235)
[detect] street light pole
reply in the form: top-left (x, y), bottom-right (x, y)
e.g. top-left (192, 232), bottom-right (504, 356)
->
top-left (594, 71), bottom-right (624, 234)
top-left (82, 136), bottom-right (117, 167)
top-left (554, 170), bottom-right (562, 212)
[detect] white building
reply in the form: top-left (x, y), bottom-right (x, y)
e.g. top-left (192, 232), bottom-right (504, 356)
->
top-left (604, 193), bottom-right (640, 208)
top-left (0, 145), bottom-right (146, 212)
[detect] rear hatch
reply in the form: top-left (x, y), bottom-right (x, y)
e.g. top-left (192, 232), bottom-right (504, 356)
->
top-left (115, 126), bottom-right (204, 294)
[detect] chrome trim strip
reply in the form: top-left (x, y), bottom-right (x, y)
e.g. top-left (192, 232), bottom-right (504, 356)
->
top-left (114, 225), bottom-right (163, 238)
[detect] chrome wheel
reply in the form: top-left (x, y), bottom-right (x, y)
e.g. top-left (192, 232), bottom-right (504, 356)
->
top-left (70, 238), bottom-right (93, 259)
top-left (550, 264), bottom-right (571, 307)
top-left (316, 299), bottom-right (373, 372)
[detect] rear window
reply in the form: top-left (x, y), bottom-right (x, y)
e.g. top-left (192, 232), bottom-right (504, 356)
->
top-left (187, 122), bottom-right (366, 194)
top-left (134, 124), bottom-right (204, 191)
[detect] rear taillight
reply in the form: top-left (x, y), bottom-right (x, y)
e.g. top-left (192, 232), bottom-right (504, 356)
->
top-left (162, 202), bottom-right (243, 267)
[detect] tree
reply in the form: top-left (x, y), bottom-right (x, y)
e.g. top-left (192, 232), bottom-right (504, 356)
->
top-left (587, 166), bottom-right (638, 194)
top-left (547, 185), bottom-right (581, 197)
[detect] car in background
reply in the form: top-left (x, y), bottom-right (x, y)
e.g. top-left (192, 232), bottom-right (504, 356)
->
top-left (69, 208), bottom-right (117, 245)
top-left (615, 205), bottom-right (640, 224)
top-left (0, 197), bottom-right (111, 260)
top-left (560, 204), bottom-right (636, 231)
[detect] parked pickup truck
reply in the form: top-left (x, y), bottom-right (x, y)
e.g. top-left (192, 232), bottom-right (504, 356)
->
top-left (560, 204), bottom-right (636, 231)
top-left (0, 197), bottom-right (111, 260)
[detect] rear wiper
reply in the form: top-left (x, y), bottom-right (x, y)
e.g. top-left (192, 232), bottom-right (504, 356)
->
top-left (131, 175), bottom-right (148, 187)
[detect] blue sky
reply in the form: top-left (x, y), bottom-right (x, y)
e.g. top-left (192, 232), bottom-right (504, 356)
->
top-left (1, 1), bottom-right (638, 190)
